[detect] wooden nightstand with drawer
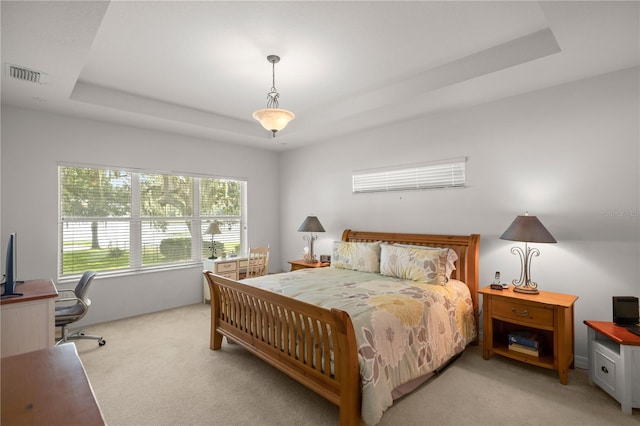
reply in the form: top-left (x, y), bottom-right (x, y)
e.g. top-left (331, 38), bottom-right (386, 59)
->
top-left (288, 259), bottom-right (330, 271)
top-left (479, 285), bottom-right (578, 384)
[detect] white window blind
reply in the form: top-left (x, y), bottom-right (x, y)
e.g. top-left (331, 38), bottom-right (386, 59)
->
top-left (352, 157), bottom-right (466, 193)
top-left (59, 165), bottom-right (246, 280)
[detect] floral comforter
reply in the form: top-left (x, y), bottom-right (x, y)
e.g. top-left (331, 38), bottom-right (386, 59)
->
top-left (240, 267), bottom-right (477, 425)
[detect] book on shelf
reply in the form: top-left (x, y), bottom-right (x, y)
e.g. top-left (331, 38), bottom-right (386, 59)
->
top-left (509, 342), bottom-right (541, 357)
top-left (508, 330), bottom-right (544, 348)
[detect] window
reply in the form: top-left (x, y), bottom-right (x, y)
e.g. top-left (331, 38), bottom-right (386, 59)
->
top-left (59, 165), bottom-right (246, 279)
top-left (352, 157), bottom-right (466, 193)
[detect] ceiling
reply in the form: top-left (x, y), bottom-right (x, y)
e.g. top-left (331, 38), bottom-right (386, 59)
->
top-left (1, 1), bottom-right (638, 151)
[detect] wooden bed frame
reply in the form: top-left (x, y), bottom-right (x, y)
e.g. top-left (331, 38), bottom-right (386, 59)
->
top-left (204, 230), bottom-right (480, 426)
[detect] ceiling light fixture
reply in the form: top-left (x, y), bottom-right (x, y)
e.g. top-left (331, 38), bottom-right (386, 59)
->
top-left (252, 55), bottom-right (295, 137)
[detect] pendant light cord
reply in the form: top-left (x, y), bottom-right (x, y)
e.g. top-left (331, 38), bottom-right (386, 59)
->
top-left (266, 60), bottom-right (280, 109)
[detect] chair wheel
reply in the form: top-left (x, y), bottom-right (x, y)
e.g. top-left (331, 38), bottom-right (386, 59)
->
top-left (98, 339), bottom-right (106, 346)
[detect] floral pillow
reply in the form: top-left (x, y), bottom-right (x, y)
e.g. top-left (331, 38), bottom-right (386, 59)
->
top-left (394, 244), bottom-right (458, 279)
top-left (380, 244), bottom-right (448, 285)
top-left (331, 241), bottom-right (381, 273)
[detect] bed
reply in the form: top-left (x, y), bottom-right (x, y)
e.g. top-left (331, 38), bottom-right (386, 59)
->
top-left (203, 229), bottom-right (480, 425)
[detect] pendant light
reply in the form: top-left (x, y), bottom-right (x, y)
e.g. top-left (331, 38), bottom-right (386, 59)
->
top-left (252, 55), bottom-right (295, 137)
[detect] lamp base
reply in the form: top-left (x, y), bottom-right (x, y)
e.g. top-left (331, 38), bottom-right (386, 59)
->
top-left (513, 286), bottom-right (539, 295)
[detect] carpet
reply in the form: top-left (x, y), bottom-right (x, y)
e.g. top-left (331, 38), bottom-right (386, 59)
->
top-left (75, 303), bottom-right (639, 426)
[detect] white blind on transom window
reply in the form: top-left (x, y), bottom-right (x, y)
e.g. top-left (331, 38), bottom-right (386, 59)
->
top-left (352, 157), bottom-right (466, 193)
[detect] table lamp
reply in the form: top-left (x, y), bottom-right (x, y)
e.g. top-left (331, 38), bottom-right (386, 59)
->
top-left (204, 222), bottom-right (222, 259)
top-left (297, 215), bottom-right (325, 263)
top-left (500, 212), bottom-right (557, 294)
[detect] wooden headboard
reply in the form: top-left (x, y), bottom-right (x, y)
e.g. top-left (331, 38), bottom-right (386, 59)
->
top-left (342, 229), bottom-right (481, 340)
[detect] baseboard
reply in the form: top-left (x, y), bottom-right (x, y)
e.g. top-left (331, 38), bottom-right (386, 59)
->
top-left (574, 354), bottom-right (588, 370)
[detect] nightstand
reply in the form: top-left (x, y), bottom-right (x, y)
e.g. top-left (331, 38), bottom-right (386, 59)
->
top-left (584, 320), bottom-right (640, 414)
top-left (288, 259), bottom-right (330, 271)
top-left (479, 285), bottom-right (578, 384)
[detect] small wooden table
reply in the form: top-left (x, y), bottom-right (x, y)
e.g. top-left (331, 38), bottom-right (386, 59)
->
top-left (288, 259), bottom-right (330, 271)
top-left (479, 285), bottom-right (578, 384)
top-left (1, 343), bottom-right (105, 425)
top-left (584, 320), bottom-right (640, 414)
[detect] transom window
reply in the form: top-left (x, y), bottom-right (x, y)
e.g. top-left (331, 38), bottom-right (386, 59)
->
top-left (58, 165), bottom-right (246, 280)
top-left (352, 157), bottom-right (466, 193)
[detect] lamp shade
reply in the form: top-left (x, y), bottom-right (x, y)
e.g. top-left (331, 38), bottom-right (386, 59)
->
top-left (297, 216), bottom-right (325, 233)
top-left (252, 108), bottom-right (295, 134)
top-left (500, 214), bottom-right (557, 243)
top-left (205, 222), bottom-right (222, 235)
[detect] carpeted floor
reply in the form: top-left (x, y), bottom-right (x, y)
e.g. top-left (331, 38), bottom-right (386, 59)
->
top-left (75, 303), bottom-right (639, 426)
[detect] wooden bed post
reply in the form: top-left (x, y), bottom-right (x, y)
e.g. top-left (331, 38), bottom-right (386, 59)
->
top-left (467, 234), bottom-right (481, 343)
top-left (332, 308), bottom-right (361, 426)
top-left (204, 272), bottom-right (223, 350)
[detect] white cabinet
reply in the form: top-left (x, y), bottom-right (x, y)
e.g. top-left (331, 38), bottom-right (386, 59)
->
top-left (1, 279), bottom-right (57, 357)
top-left (586, 322), bottom-right (640, 414)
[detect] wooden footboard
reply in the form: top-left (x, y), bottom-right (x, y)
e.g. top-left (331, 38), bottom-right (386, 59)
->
top-left (203, 272), bottom-right (361, 426)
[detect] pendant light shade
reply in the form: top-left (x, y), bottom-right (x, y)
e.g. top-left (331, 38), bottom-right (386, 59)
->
top-left (252, 108), bottom-right (295, 135)
top-left (252, 55), bottom-right (295, 137)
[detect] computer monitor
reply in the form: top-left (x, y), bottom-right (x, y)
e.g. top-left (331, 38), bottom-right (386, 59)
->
top-left (613, 296), bottom-right (639, 326)
top-left (2, 233), bottom-right (22, 298)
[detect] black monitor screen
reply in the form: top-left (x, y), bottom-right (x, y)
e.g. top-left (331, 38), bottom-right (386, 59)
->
top-left (613, 296), bottom-right (640, 325)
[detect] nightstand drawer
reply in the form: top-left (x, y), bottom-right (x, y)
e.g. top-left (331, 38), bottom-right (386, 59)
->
top-left (216, 261), bottom-right (237, 273)
top-left (492, 298), bottom-right (554, 328)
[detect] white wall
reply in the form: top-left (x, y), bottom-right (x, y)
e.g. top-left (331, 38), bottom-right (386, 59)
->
top-left (278, 67), bottom-right (640, 365)
top-left (1, 107), bottom-right (281, 324)
top-left (2, 67), bottom-right (638, 364)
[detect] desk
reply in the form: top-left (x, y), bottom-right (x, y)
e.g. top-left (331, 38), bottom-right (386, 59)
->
top-left (1, 279), bottom-right (58, 357)
top-left (584, 320), bottom-right (640, 414)
top-left (203, 257), bottom-right (248, 302)
top-left (1, 343), bottom-right (105, 425)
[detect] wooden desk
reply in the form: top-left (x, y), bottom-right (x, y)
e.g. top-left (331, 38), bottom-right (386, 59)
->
top-left (203, 257), bottom-right (248, 302)
top-left (1, 343), bottom-right (105, 425)
top-left (1, 279), bottom-right (58, 357)
top-left (288, 259), bottom-right (330, 271)
top-left (204, 257), bottom-right (249, 280)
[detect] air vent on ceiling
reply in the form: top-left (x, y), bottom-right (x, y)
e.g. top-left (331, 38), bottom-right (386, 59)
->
top-left (6, 64), bottom-right (47, 84)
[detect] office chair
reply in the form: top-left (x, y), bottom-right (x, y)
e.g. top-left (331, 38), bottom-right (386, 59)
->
top-left (55, 271), bottom-right (106, 347)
